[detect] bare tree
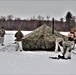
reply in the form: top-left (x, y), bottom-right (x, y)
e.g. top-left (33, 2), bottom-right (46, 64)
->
top-left (6, 15), bottom-right (14, 29)
top-left (46, 15), bottom-right (50, 20)
top-left (37, 15), bottom-right (43, 20)
top-left (0, 16), bottom-right (6, 28)
top-left (15, 17), bottom-right (21, 20)
top-left (0, 16), bottom-right (6, 20)
top-left (37, 15), bottom-right (43, 27)
top-left (72, 16), bottom-right (76, 21)
top-left (42, 17), bottom-right (44, 20)
top-left (60, 18), bottom-right (64, 22)
top-left (7, 15), bottom-right (14, 20)
top-left (31, 16), bottom-right (36, 20)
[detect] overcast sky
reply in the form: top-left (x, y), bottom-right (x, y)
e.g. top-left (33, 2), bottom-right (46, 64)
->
top-left (0, 0), bottom-right (76, 20)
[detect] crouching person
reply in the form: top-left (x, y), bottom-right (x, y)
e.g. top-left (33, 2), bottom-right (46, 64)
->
top-left (15, 28), bottom-right (23, 52)
top-left (58, 41), bottom-right (74, 59)
top-left (55, 38), bottom-right (74, 59)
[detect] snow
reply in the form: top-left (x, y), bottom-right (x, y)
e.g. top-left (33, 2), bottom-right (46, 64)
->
top-left (0, 31), bottom-right (76, 74)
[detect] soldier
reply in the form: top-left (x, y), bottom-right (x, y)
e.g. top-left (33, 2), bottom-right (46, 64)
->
top-left (55, 38), bottom-right (74, 59)
top-left (15, 28), bottom-right (24, 52)
top-left (68, 28), bottom-right (76, 49)
top-left (0, 27), bottom-right (5, 46)
top-left (68, 28), bottom-right (75, 41)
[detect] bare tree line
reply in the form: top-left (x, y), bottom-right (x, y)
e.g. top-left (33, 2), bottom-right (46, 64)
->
top-left (0, 14), bottom-right (76, 31)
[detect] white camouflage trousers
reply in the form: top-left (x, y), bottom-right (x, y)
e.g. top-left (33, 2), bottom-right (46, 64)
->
top-left (0, 36), bottom-right (4, 45)
top-left (16, 41), bottom-right (23, 51)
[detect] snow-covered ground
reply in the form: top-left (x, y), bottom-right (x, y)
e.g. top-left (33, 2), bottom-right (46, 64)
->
top-left (0, 31), bottom-right (76, 74)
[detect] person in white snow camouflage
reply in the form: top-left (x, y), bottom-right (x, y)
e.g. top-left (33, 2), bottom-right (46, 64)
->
top-left (55, 38), bottom-right (74, 59)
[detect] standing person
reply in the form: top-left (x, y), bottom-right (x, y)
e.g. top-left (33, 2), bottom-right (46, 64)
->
top-left (15, 28), bottom-right (24, 52)
top-left (0, 27), bottom-right (5, 46)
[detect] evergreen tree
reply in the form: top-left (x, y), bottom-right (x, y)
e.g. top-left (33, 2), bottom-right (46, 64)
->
top-left (65, 11), bottom-right (72, 31)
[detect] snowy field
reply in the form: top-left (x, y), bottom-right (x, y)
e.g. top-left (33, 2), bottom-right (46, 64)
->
top-left (0, 31), bottom-right (76, 75)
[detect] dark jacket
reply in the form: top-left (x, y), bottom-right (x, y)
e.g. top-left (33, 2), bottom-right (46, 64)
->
top-left (0, 29), bottom-right (5, 37)
top-left (68, 32), bottom-right (75, 41)
top-left (15, 31), bottom-right (23, 41)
